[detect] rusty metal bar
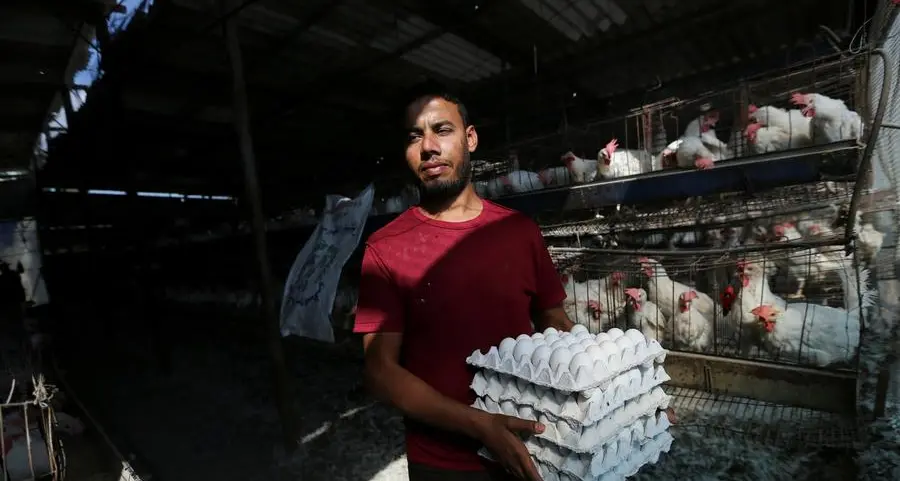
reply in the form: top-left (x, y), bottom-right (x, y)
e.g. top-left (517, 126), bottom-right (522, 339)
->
top-left (664, 351), bottom-right (857, 414)
top-left (221, 0), bottom-right (298, 451)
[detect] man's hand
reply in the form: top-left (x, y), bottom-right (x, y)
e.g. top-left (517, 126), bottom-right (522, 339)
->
top-left (476, 413), bottom-right (544, 481)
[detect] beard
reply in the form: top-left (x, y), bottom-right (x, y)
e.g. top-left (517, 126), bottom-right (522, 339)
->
top-left (417, 148), bottom-right (472, 205)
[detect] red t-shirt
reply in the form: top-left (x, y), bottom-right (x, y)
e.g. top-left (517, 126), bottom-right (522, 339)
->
top-left (353, 200), bottom-right (566, 471)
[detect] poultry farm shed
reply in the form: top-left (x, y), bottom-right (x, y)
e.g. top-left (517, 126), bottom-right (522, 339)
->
top-left (447, 17), bottom-right (897, 460)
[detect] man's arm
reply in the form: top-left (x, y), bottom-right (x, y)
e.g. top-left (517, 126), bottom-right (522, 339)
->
top-left (353, 247), bottom-right (490, 439)
top-left (362, 332), bottom-right (490, 439)
top-left (534, 303), bottom-right (575, 332)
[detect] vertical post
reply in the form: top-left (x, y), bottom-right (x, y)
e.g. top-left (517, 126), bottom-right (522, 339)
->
top-left (221, 0), bottom-right (297, 451)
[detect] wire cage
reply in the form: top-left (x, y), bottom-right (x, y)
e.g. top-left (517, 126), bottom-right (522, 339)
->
top-left (473, 50), bottom-right (874, 214)
top-left (0, 376), bottom-right (65, 481)
top-left (551, 224), bottom-right (874, 368)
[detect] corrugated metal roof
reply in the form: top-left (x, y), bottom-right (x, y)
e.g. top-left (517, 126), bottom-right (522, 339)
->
top-left (519, 0), bottom-right (628, 41)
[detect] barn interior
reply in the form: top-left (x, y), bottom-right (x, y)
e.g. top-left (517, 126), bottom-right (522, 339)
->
top-left (2, 0), bottom-right (900, 480)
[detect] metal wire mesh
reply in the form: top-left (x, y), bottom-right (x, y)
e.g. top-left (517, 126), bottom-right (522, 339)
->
top-left (540, 181), bottom-right (858, 239)
top-left (665, 385), bottom-right (860, 448)
top-left (549, 227), bottom-right (872, 370)
top-left (465, 51), bottom-right (868, 203)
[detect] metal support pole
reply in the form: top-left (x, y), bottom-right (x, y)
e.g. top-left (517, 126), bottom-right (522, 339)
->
top-left (222, 0), bottom-right (298, 451)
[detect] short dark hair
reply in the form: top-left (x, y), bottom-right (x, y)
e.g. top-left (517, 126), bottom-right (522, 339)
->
top-left (400, 81), bottom-right (470, 128)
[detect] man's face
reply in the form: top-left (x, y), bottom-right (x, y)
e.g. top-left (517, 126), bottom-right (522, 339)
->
top-left (404, 97), bottom-right (478, 197)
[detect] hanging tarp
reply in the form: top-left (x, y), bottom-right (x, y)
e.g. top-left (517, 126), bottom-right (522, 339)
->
top-left (0, 218), bottom-right (49, 306)
top-left (279, 184), bottom-right (374, 343)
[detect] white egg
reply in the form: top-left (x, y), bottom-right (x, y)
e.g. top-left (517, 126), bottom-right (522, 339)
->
top-left (578, 338), bottom-right (595, 350)
top-left (549, 346), bottom-right (574, 371)
top-left (544, 327), bottom-right (559, 336)
top-left (518, 405), bottom-right (535, 420)
top-left (515, 377), bottom-right (530, 392)
top-left (607, 328), bottom-right (625, 340)
top-left (498, 337), bottom-right (517, 358)
top-left (512, 339), bottom-right (535, 361)
top-left (500, 399), bottom-right (516, 412)
top-left (568, 351), bottom-right (592, 374)
top-left (584, 344), bottom-right (604, 362)
top-left (625, 329), bottom-right (646, 346)
top-left (570, 324), bottom-right (589, 336)
top-left (531, 344), bottom-right (552, 365)
top-left (516, 333), bottom-right (531, 342)
top-left (550, 339), bottom-right (568, 350)
top-left (568, 342), bottom-right (586, 354)
top-left (532, 337), bottom-right (547, 347)
top-left (544, 333), bottom-right (561, 345)
top-left (596, 333), bottom-right (611, 343)
top-left (532, 332), bottom-right (545, 340)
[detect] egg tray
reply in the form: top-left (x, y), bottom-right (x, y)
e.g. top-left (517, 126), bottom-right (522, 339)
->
top-left (529, 411), bottom-right (669, 479)
top-left (479, 430), bottom-right (674, 481)
top-left (466, 325), bottom-right (667, 393)
top-left (471, 363), bottom-right (670, 427)
top-left (473, 386), bottom-right (671, 453)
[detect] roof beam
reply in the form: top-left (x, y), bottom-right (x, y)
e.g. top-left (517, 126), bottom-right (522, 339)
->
top-left (174, 0), bottom-right (343, 119)
top-left (258, 0), bottom-right (509, 127)
top-left (467, 0), bottom-right (756, 103)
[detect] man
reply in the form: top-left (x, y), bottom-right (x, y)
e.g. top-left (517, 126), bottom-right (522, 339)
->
top-left (353, 86), bottom-right (574, 481)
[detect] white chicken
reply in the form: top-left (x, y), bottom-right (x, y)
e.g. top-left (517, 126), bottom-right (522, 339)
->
top-left (750, 303), bottom-right (860, 367)
top-left (771, 222), bottom-right (841, 298)
top-left (728, 258), bottom-right (787, 353)
top-left (561, 151), bottom-right (599, 184)
top-left (625, 287), bottom-right (668, 344)
top-left (747, 104), bottom-right (812, 147)
top-left (597, 138), bottom-right (659, 178)
top-left (499, 170), bottom-right (544, 194)
top-left (638, 257), bottom-right (718, 322)
top-left (745, 122), bottom-right (810, 154)
top-left (853, 211), bottom-right (885, 265)
top-left (537, 165), bottom-right (571, 187)
top-left (660, 137), bottom-right (717, 170)
top-left (790, 92), bottom-right (863, 143)
top-left (562, 274), bottom-right (603, 332)
top-left (671, 291), bottom-right (714, 351)
top-left (683, 111), bottom-right (729, 154)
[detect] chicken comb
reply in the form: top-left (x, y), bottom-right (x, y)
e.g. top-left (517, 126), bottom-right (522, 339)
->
top-left (605, 138), bottom-right (618, 154)
top-left (750, 305), bottom-right (773, 317)
top-left (735, 259), bottom-right (747, 270)
top-left (637, 256), bottom-right (650, 263)
top-left (624, 287), bottom-right (641, 300)
top-left (747, 104), bottom-right (759, 114)
top-left (561, 151), bottom-right (576, 163)
top-left (789, 92), bottom-right (807, 106)
top-left (680, 290), bottom-right (698, 301)
top-left (611, 271), bottom-right (625, 281)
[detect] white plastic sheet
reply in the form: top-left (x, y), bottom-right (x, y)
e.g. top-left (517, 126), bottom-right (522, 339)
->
top-left (279, 184), bottom-right (375, 342)
top-left (0, 218), bottom-right (49, 306)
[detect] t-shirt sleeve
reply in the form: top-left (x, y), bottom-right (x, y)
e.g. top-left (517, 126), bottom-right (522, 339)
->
top-left (528, 221), bottom-right (567, 311)
top-left (353, 245), bottom-right (405, 334)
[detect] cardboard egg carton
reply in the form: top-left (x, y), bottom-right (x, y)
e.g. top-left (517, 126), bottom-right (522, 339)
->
top-left (466, 325), bottom-right (666, 392)
top-left (473, 386), bottom-right (671, 453)
top-left (471, 364), bottom-right (670, 427)
top-left (479, 430), bottom-right (673, 481)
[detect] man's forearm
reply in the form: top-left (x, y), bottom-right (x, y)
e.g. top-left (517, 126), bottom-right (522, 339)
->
top-left (365, 360), bottom-right (489, 440)
top-left (535, 305), bottom-right (575, 332)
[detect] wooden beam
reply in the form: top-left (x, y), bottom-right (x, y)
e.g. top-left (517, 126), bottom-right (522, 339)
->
top-left (222, 0), bottom-right (298, 451)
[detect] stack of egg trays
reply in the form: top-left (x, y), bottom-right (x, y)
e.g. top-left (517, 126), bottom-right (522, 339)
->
top-left (467, 325), bottom-right (673, 481)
